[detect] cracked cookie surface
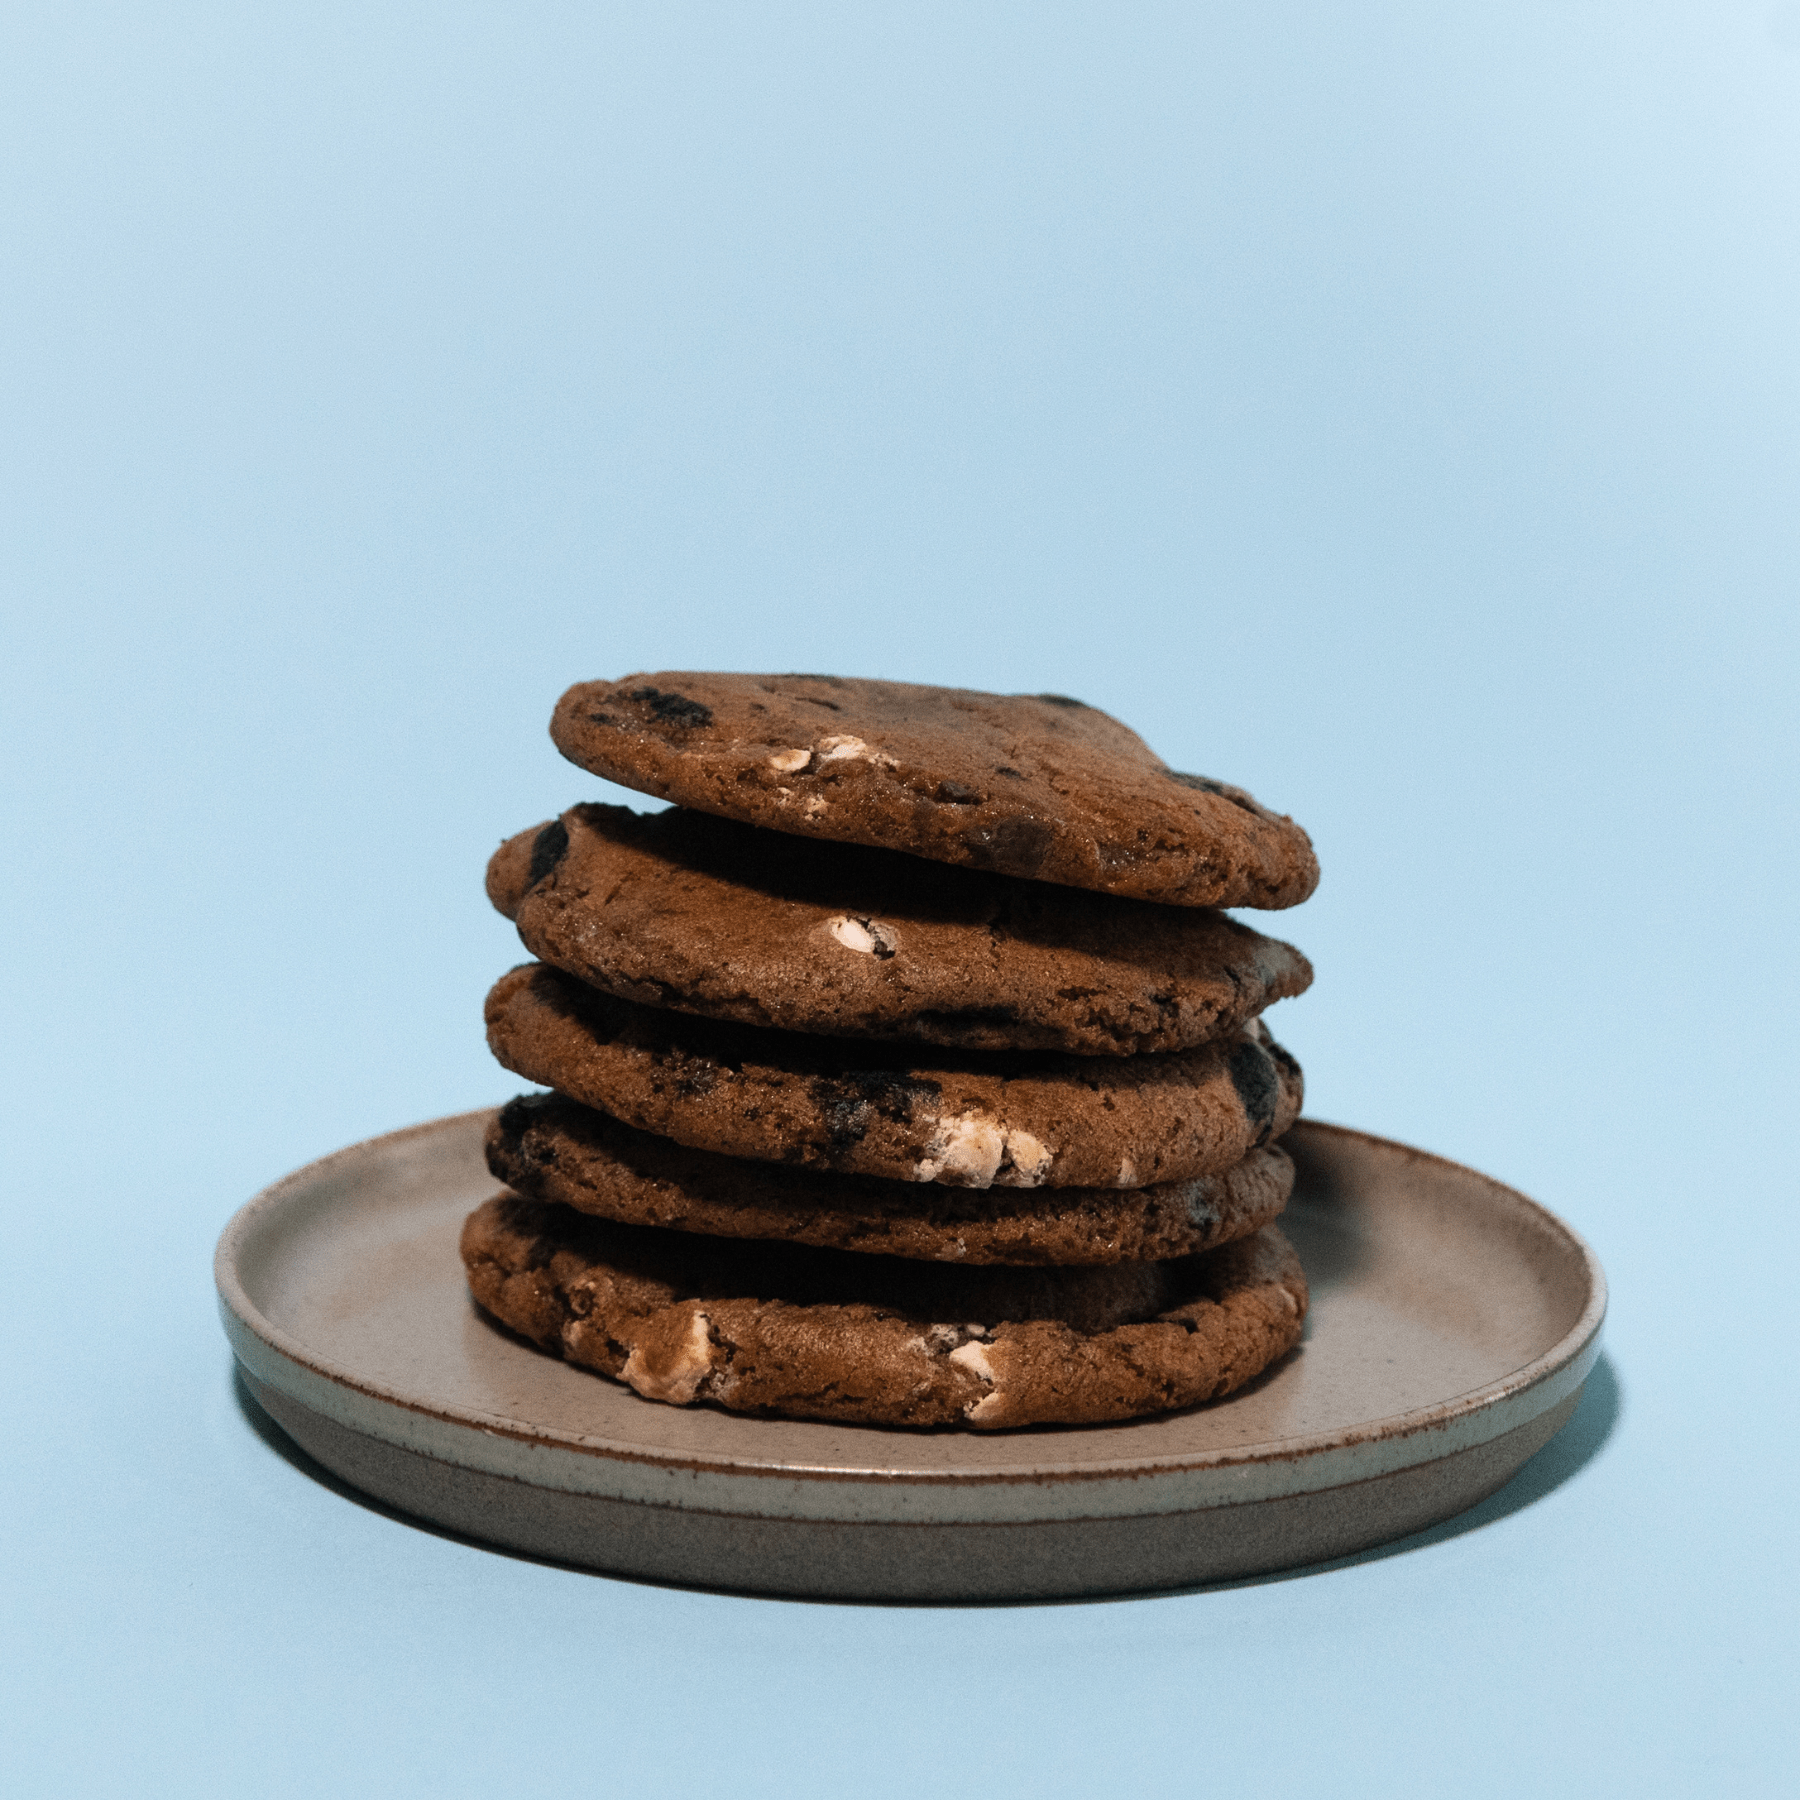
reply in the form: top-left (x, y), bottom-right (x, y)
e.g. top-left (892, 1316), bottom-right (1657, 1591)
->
top-left (486, 962), bottom-right (1303, 1188)
top-left (549, 672), bottom-right (1319, 910)
top-left (486, 1090), bottom-right (1295, 1266)
top-left (487, 804), bottom-right (1311, 1057)
top-left (462, 1195), bottom-right (1308, 1429)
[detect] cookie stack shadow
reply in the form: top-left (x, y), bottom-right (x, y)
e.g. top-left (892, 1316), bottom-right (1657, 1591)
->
top-left (463, 673), bottom-right (1321, 1431)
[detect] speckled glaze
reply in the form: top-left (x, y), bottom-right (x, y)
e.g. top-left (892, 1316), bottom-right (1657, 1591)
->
top-left (215, 1113), bottom-right (1605, 1600)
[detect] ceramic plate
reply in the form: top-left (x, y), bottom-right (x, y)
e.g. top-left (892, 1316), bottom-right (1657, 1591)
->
top-left (216, 1112), bottom-right (1604, 1601)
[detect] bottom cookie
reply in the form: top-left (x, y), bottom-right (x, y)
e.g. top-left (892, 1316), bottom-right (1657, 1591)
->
top-left (462, 1195), bottom-right (1308, 1430)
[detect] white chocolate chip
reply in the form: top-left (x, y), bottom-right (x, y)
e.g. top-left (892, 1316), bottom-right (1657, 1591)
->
top-left (916, 1115), bottom-right (1007, 1186)
top-left (803, 795), bottom-right (828, 817)
top-left (1115, 1157), bottom-right (1138, 1188)
top-left (829, 915), bottom-right (898, 957)
top-left (952, 1342), bottom-right (1006, 1424)
top-left (1000, 1129), bottom-right (1053, 1186)
top-left (918, 1116), bottom-right (1057, 1189)
top-left (768, 748), bottom-right (812, 773)
top-left (620, 1309), bottom-right (714, 1404)
top-left (815, 734), bottom-right (898, 769)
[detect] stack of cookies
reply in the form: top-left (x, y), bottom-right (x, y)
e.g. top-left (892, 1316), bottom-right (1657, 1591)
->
top-left (462, 674), bottom-right (1320, 1431)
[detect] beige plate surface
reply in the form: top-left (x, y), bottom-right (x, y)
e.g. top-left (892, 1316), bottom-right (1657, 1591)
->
top-left (216, 1113), bottom-right (1605, 1601)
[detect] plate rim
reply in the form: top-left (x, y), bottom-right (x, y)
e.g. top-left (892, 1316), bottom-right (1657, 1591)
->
top-left (215, 1109), bottom-right (1607, 1502)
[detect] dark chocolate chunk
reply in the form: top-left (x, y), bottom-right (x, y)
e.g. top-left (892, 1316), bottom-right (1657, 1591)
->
top-left (526, 818), bottom-right (570, 887)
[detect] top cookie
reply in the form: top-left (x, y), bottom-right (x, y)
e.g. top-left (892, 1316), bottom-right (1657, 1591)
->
top-left (550, 673), bottom-right (1319, 909)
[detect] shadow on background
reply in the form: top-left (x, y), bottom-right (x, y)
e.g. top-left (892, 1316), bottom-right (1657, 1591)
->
top-left (1175, 1349), bottom-right (1624, 1597)
top-left (231, 1349), bottom-right (1622, 1608)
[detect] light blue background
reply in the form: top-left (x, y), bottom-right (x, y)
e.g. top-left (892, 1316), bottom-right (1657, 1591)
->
top-left (3, 3), bottom-right (1796, 1793)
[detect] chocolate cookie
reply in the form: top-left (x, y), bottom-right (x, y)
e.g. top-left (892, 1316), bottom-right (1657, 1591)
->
top-left (549, 673), bottom-right (1319, 910)
top-left (487, 804), bottom-right (1312, 1057)
top-left (486, 962), bottom-right (1304, 1188)
top-left (463, 1194), bottom-right (1308, 1429)
top-left (485, 1091), bottom-right (1294, 1266)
